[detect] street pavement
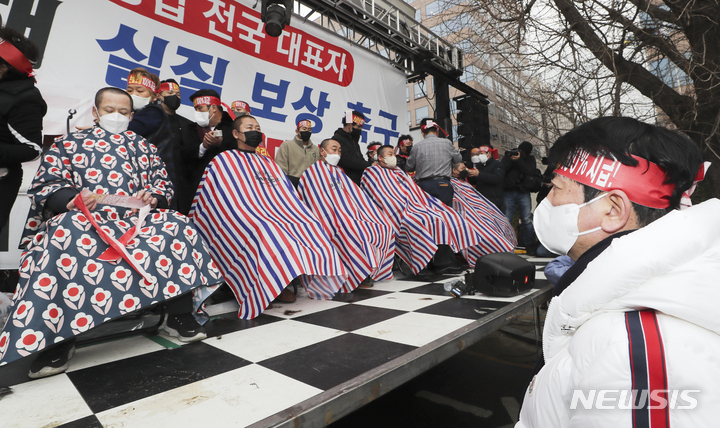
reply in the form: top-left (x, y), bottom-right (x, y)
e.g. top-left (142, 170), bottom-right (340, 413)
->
top-left (330, 313), bottom-right (542, 428)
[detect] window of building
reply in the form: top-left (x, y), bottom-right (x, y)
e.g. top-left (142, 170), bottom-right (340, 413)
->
top-left (407, 111), bottom-right (412, 127)
top-left (460, 65), bottom-right (477, 83)
top-left (425, 1), bottom-right (440, 17)
top-left (415, 8), bottom-right (421, 21)
top-left (414, 83), bottom-right (425, 99)
top-left (406, 86), bottom-right (410, 102)
top-left (650, 57), bottom-right (691, 88)
top-left (415, 106), bottom-right (430, 124)
top-left (450, 98), bottom-right (458, 114)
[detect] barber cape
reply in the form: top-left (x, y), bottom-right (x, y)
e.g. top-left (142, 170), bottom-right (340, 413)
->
top-left (298, 161), bottom-right (394, 291)
top-left (190, 150), bottom-right (347, 319)
top-left (361, 166), bottom-right (483, 274)
top-left (450, 178), bottom-right (516, 265)
top-left (0, 127), bottom-right (222, 366)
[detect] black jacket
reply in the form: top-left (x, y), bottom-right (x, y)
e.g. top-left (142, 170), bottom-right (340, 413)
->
top-left (128, 103), bottom-right (203, 214)
top-left (0, 76), bottom-right (46, 169)
top-left (189, 111), bottom-right (237, 202)
top-left (333, 127), bottom-right (371, 185)
top-left (501, 153), bottom-right (537, 192)
top-left (0, 76), bottom-right (46, 233)
top-left (468, 157), bottom-right (504, 208)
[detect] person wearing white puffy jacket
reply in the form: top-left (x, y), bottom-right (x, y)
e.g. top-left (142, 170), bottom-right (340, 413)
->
top-left (517, 116), bottom-right (718, 428)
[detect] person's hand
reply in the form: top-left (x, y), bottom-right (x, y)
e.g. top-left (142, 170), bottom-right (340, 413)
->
top-left (75, 125), bottom-right (93, 131)
top-left (467, 168), bottom-right (479, 177)
top-left (202, 132), bottom-right (222, 149)
top-left (511, 153), bottom-right (521, 161)
top-left (132, 189), bottom-right (157, 213)
top-left (66, 194), bottom-right (98, 211)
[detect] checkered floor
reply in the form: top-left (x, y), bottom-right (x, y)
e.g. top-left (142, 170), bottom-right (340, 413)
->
top-left (1, 258), bottom-right (552, 428)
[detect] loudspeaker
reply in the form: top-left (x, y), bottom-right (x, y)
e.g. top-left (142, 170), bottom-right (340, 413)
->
top-left (472, 252), bottom-right (535, 297)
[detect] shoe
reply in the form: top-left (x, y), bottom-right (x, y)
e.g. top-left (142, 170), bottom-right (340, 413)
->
top-left (525, 243), bottom-right (537, 257)
top-left (414, 267), bottom-right (433, 281)
top-left (161, 313), bottom-right (207, 343)
top-left (28, 339), bottom-right (76, 379)
top-left (434, 265), bottom-right (464, 275)
top-left (274, 287), bottom-right (296, 303)
top-left (359, 277), bottom-right (374, 288)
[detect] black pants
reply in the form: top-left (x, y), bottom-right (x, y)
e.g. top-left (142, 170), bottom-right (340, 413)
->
top-left (417, 177), bottom-right (454, 207)
top-left (0, 167), bottom-right (22, 236)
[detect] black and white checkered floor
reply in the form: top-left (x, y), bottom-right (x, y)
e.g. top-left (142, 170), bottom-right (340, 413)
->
top-left (1, 259), bottom-right (551, 428)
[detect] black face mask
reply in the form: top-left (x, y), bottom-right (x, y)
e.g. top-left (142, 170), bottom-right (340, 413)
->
top-left (244, 131), bottom-right (263, 148)
top-left (163, 95), bottom-right (181, 111)
top-left (405, 145), bottom-right (413, 154)
top-left (458, 170), bottom-right (469, 180)
top-left (299, 131), bottom-right (312, 142)
top-left (351, 128), bottom-right (362, 139)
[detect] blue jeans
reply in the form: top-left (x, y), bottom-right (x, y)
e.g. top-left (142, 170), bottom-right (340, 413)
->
top-left (417, 178), bottom-right (454, 207)
top-left (503, 190), bottom-right (534, 247)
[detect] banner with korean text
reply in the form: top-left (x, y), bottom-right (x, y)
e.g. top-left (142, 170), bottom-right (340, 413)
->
top-left (11, 0), bottom-right (408, 157)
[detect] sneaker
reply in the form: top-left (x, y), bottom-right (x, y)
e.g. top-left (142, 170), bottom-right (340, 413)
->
top-left (414, 267), bottom-right (433, 281)
top-left (434, 265), bottom-right (464, 275)
top-left (28, 339), bottom-right (76, 379)
top-left (358, 277), bottom-right (375, 289)
top-left (161, 313), bottom-right (207, 343)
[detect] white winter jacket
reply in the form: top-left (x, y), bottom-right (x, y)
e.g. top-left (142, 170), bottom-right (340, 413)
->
top-left (517, 199), bottom-right (720, 427)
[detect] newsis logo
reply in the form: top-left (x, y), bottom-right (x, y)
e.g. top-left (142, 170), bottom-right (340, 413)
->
top-left (570, 389), bottom-right (700, 410)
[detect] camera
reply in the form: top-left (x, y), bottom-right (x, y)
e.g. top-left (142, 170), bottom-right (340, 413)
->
top-left (506, 149), bottom-right (519, 157)
top-left (213, 130), bottom-right (223, 138)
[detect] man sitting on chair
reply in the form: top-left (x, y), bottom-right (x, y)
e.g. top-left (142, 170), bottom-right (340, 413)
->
top-left (361, 146), bottom-right (484, 279)
top-left (0, 87), bottom-right (223, 379)
top-left (190, 115), bottom-right (347, 319)
top-left (298, 139), bottom-right (394, 291)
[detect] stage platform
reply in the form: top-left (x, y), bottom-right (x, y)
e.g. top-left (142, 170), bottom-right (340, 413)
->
top-left (1, 258), bottom-right (553, 428)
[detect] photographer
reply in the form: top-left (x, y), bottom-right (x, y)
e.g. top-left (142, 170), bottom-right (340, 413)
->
top-left (501, 141), bottom-right (538, 255)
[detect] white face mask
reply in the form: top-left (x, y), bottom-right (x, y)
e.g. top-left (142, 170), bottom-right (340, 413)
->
top-left (533, 193), bottom-right (607, 256)
top-left (384, 155), bottom-right (397, 168)
top-left (98, 112), bottom-right (130, 134)
top-left (130, 94), bottom-right (151, 111)
top-left (325, 153), bottom-right (341, 166)
top-left (471, 155), bottom-right (482, 164)
top-left (373, 154), bottom-right (378, 161)
top-left (195, 110), bottom-right (211, 127)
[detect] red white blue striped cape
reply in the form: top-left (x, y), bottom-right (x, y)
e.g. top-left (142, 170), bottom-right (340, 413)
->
top-left (190, 150), bottom-right (347, 319)
top-left (298, 161), bottom-right (395, 291)
top-left (450, 178), bottom-right (517, 266)
top-left (361, 166), bottom-right (483, 274)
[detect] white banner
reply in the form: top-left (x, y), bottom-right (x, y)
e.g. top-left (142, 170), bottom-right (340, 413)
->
top-left (1, 0), bottom-right (407, 266)
top-left (28, 0), bottom-right (407, 157)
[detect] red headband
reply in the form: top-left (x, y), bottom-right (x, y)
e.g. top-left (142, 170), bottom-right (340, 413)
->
top-left (232, 100), bottom-right (251, 112)
top-left (158, 82), bottom-right (179, 93)
top-left (0, 37), bottom-right (33, 77)
top-left (297, 120), bottom-right (312, 129)
top-left (555, 149), bottom-right (674, 209)
top-left (367, 143), bottom-right (381, 150)
top-left (193, 96), bottom-right (221, 107)
top-left (399, 139), bottom-right (412, 146)
top-left (127, 73), bottom-right (157, 93)
top-left (193, 96), bottom-right (236, 120)
top-left (420, 120), bottom-right (449, 138)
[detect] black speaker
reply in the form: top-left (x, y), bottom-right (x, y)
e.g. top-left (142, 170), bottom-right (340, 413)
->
top-left (472, 252), bottom-right (535, 297)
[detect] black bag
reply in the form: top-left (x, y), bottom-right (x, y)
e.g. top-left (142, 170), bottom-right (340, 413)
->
top-left (520, 168), bottom-right (543, 193)
top-left (470, 252), bottom-right (535, 297)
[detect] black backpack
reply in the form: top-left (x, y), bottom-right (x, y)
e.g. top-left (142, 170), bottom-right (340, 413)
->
top-left (520, 168), bottom-right (543, 193)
